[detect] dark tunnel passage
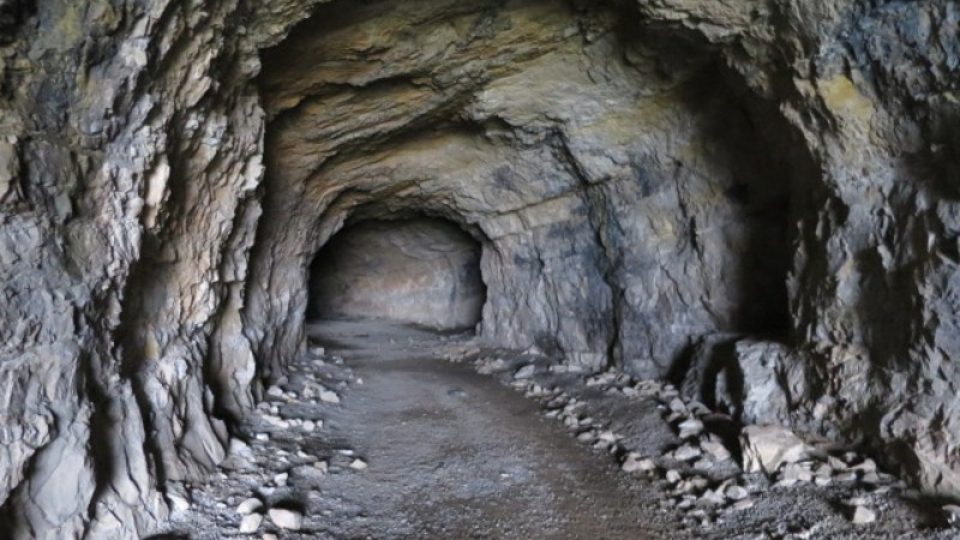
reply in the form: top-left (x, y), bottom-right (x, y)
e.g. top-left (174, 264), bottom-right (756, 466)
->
top-left (307, 217), bottom-right (486, 332)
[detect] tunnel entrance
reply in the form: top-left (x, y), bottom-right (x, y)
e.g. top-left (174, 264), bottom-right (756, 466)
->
top-left (307, 217), bottom-right (486, 332)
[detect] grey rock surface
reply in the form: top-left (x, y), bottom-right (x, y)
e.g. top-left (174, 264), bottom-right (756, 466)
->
top-left (0, 0), bottom-right (958, 536)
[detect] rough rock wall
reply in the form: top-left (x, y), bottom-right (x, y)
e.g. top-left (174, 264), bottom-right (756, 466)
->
top-left (308, 218), bottom-right (484, 330)
top-left (0, 0), bottom-right (958, 537)
top-left (633, 0), bottom-right (960, 499)
top-left (250, 0), bottom-right (801, 378)
top-left (0, 1), bottom-right (321, 537)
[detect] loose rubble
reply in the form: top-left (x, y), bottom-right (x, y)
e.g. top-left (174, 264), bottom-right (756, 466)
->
top-left (451, 348), bottom-right (941, 536)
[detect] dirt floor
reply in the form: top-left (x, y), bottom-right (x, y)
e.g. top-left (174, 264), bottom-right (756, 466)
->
top-left (156, 320), bottom-right (957, 539)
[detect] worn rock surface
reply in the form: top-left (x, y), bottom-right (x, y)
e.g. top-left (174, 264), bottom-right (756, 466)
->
top-left (0, 0), bottom-right (958, 537)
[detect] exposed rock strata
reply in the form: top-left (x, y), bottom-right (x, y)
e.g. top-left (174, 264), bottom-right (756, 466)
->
top-left (0, 0), bottom-right (957, 537)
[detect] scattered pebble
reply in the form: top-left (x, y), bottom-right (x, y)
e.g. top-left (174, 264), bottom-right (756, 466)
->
top-left (239, 513), bottom-right (263, 533)
top-left (268, 508), bottom-right (303, 531)
top-left (850, 505), bottom-right (877, 524)
top-left (320, 390), bottom-right (341, 403)
top-left (237, 497), bottom-right (263, 515)
top-left (621, 452), bottom-right (656, 474)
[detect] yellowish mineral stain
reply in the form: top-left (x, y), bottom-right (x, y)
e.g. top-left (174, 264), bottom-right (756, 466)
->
top-left (819, 75), bottom-right (874, 123)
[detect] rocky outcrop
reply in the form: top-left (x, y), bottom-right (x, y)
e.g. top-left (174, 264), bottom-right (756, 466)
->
top-left (0, 0), bottom-right (958, 537)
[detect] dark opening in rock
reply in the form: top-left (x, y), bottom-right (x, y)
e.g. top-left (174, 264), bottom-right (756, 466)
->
top-left (307, 217), bottom-right (485, 331)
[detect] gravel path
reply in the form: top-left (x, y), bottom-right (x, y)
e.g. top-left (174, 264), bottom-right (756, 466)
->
top-left (156, 320), bottom-right (954, 539)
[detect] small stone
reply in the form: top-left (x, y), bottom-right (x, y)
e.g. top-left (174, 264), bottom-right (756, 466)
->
top-left (670, 443), bottom-right (702, 461)
top-left (514, 364), bottom-right (536, 379)
top-left (262, 534), bottom-right (279, 540)
top-left (263, 414), bottom-right (289, 428)
top-left (319, 389), bottom-right (341, 403)
top-left (266, 385), bottom-right (284, 397)
top-left (255, 433), bottom-right (269, 442)
top-left (731, 498), bottom-right (754, 511)
top-left (274, 472), bottom-right (289, 486)
top-left (268, 508), bottom-right (303, 530)
top-left (860, 471), bottom-right (881, 485)
top-left (668, 397), bottom-right (687, 413)
top-left (725, 485), bottom-right (749, 501)
top-left (701, 437), bottom-right (732, 462)
top-left (740, 425), bottom-right (809, 475)
top-left (314, 460), bottom-right (329, 473)
top-left (700, 489), bottom-right (726, 506)
top-left (850, 458), bottom-right (877, 474)
top-left (677, 418), bottom-right (704, 439)
top-left (229, 438), bottom-right (253, 457)
top-left (302, 420), bottom-right (317, 431)
top-left (692, 458), bottom-right (713, 470)
top-left (850, 505), bottom-right (876, 524)
top-left (237, 497), bottom-right (263, 515)
top-left (834, 471), bottom-right (858, 483)
top-left (239, 513), bottom-right (263, 533)
top-left (350, 458), bottom-right (368, 470)
top-left (665, 469), bottom-right (682, 484)
top-left (942, 504), bottom-right (960, 527)
top-left (597, 430), bottom-right (618, 443)
top-left (780, 462), bottom-right (813, 483)
top-left (622, 453), bottom-right (656, 473)
top-left (167, 493), bottom-right (190, 513)
top-left (689, 476), bottom-right (709, 491)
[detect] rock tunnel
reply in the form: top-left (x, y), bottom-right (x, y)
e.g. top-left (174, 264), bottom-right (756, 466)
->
top-left (307, 217), bottom-right (486, 331)
top-left (1, 0), bottom-right (959, 537)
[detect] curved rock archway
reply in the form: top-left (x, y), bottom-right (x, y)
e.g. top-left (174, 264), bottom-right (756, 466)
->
top-left (0, 0), bottom-right (958, 537)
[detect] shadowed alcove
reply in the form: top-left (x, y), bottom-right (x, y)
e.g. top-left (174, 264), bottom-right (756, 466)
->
top-left (307, 217), bottom-right (486, 331)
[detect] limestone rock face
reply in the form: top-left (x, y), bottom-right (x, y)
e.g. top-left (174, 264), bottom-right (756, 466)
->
top-left (0, 0), bottom-right (958, 537)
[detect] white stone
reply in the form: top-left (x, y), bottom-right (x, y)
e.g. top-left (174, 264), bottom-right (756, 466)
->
top-left (237, 497), bottom-right (263, 515)
top-left (350, 458), bottom-right (368, 470)
top-left (677, 417), bottom-right (704, 439)
top-left (665, 469), bottom-right (682, 484)
top-left (850, 505), bottom-right (876, 524)
top-left (943, 504), bottom-right (960, 527)
top-left (268, 508), bottom-right (303, 530)
top-left (621, 453), bottom-right (656, 474)
top-left (514, 364), bottom-right (536, 379)
top-left (320, 390), bottom-right (341, 403)
top-left (671, 443), bottom-right (702, 461)
top-left (167, 493), bottom-right (190, 513)
top-left (699, 489), bottom-right (726, 506)
top-left (314, 460), bottom-right (329, 473)
top-left (701, 437), bottom-right (732, 462)
top-left (725, 485), bottom-right (749, 501)
top-left (740, 425), bottom-right (809, 474)
top-left (239, 513), bottom-right (263, 533)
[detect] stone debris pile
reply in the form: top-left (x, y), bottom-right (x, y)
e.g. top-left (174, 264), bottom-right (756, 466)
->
top-left (465, 356), bottom-right (914, 530)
